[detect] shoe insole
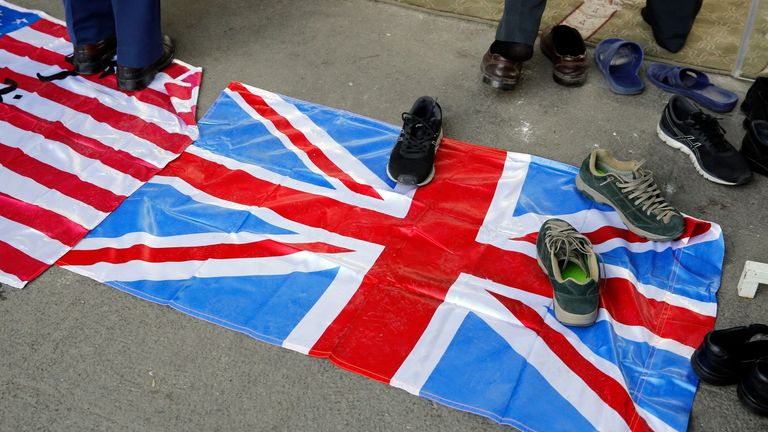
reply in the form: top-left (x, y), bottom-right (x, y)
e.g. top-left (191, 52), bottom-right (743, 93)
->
top-left (562, 262), bottom-right (590, 283)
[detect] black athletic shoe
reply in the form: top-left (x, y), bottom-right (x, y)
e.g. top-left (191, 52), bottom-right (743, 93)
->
top-left (387, 96), bottom-right (443, 186)
top-left (658, 95), bottom-right (753, 186)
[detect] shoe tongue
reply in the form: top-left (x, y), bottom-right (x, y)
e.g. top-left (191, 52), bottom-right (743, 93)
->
top-left (556, 249), bottom-right (589, 275)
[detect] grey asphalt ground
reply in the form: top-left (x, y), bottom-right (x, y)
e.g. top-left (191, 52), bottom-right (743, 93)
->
top-left (2, 1), bottom-right (768, 431)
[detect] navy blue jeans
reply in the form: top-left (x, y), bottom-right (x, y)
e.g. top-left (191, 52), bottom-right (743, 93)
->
top-left (496, 0), bottom-right (547, 46)
top-left (62, 0), bottom-right (162, 68)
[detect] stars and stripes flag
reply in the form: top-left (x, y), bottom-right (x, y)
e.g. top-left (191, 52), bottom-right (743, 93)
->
top-left (59, 82), bottom-right (724, 431)
top-left (0, 1), bottom-right (201, 288)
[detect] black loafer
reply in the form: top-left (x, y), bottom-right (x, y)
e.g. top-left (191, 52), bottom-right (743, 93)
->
top-left (738, 358), bottom-right (768, 417)
top-left (116, 34), bottom-right (175, 92)
top-left (691, 324), bottom-right (768, 385)
top-left (72, 36), bottom-right (116, 75)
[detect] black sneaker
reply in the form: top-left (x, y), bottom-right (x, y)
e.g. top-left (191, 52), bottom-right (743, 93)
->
top-left (387, 96), bottom-right (443, 186)
top-left (658, 95), bottom-right (753, 186)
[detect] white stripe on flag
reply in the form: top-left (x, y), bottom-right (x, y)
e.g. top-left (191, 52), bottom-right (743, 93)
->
top-left (5, 88), bottom-right (174, 167)
top-left (0, 47), bottom-right (195, 138)
top-left (239, 83), bottom-right (393, 190)
top-left (0, 214), bottom-right (69, 265)
top-left (62, 252), bottom-right (351, 283)
top-left (0, 165), bottom-right (107, 229)
top-left (0, 268), bottom-right (25, 288)
top-left (75, 231), bottom-right (305, 251)
top-left (223, 90), bottom-right (416, 216)
top-left (0, 121), bottom-right (143, 195)
top-left (186, 144), bottom-right (414, 218)
top-left (604, 263), bottom-right (717, 317)
top-left (8, 26), bottom-right (71, 55)
top-left (283, 266), bottom-right (374, 354)
top-left (150, 175), bottom-right (382, 263)
top-left (597, 310), bottom-right (695, 359)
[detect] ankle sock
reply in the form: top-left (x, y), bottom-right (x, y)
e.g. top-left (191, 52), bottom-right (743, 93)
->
top-left (490, 40), bottom-right (533, 62)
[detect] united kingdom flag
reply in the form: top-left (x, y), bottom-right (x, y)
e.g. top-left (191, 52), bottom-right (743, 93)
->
top-left (58, 82), bottom-right (725, 432)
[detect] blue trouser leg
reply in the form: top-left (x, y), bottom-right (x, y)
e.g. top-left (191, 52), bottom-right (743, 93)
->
top-left (110, 0), bottom-right (163, 68)
top-left (495, 0), bottom-right (548, 45)
top-left (62, 0), bottom-right (115, 46)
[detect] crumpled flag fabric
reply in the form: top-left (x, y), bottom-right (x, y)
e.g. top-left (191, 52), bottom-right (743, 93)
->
top-left (59, 82), bottom-right (724, 432)
top-left (0, 1), bottom-right (202, 288)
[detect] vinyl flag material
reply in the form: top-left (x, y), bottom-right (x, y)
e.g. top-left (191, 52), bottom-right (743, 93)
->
top-left (59, 82), bottom-right (724, 432)
top-left (0, 1), bottom-right (202, 287)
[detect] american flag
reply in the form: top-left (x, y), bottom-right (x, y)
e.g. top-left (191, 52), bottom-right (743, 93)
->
top-left (59, 82), bottom-right (723, 431)
top-left (0, 1), bottom-right (201, 288)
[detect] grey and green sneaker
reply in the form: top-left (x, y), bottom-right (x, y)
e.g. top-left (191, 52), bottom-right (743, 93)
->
top-left (575, 149), bottom-right (685, 241)
top-left (536, 218), bottom-right (601, 327)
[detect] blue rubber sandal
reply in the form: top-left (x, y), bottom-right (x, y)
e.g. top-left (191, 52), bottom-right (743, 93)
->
top-left (594, 38), bottom-right (645, 95)
top-left (647, 63), bottom-right (738, 113)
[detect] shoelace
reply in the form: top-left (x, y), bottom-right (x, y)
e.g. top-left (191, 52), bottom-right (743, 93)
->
top-left (544, 220), bottom-right (594, 265)
top-left (688, 111), bottom-right (730, 152)
top-left (604, 163), bottom-right (677, 222)
top-left (399, 112), bottom-right (437, 157)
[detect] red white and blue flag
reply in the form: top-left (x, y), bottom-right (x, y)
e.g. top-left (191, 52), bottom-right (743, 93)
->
top-left (59, 82), bottom-right (724, 431)
top-left (0, 1), bottom-right (201, 288)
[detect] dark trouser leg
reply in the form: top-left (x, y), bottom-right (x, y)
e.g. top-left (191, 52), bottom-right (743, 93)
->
top-left (62, 0), bottom-right (115, 46)
top-left (643, 0), bottom-right (702, 53)
top-left (496, 0), bottom-right (548, 45)
top-left (111, 0), bottom-right (162, 68)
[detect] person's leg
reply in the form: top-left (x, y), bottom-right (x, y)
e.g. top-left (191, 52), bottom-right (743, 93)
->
top-left (62, 0), bottom-right (115, 46)
top-left (642, 0), bottom-right (702, 53)
top-left (493, 0), bottom-right (548, 61)
top-left (111, 0), bottom-right (163, 68)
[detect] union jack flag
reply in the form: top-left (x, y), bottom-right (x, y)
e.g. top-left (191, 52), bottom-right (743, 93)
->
top-left (0, 1), bottom-right (201, 288)
top-left (59, 82), bottom-right (724, 432)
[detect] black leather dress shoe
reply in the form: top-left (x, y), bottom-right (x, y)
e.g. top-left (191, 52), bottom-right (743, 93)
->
top-left (741, 77), bottom-right (768, 128)
top-left (73, 36), bottom-right (116, 75)
top-left (742, 120), bottom-right (768, 176)
top-left (691, 324), bottom-right (768, 385)
top-left (117, 35), bottom-right (175, 92)
top-left (738, 358), bottom-right (768, 417)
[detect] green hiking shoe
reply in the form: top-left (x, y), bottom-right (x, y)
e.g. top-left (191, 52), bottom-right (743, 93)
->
top-left (536, 218), bottom-right (601, 327)
top-left (576, 149), bottom-right (685, 241)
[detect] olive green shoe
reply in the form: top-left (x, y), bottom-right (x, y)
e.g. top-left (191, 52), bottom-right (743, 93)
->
top-left (576, 149), bottom-right (685, 241)
top-left (536, 219), bottom-right (601, 327)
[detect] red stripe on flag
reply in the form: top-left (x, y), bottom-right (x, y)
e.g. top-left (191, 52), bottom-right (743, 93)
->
top-left (0, 102), bottom-right (158, 182)
top-left (28, 19), bottom-right (70, 40)
top-left (601, 278), bottom-right (715, 347)
top-left (0, 191), bottom-right (87, 247)
top-left (0, 240), bottom-right (48, 282)
top-left (228, 82), bottom-right (383, 200)
top-left (0, 65), bottom-right (190, 155)
top-left (0, 32), bottom-right (184, 116)
top-left (488, 291), bottom-right (653, 432)
top-left (0, 142), bottom-right (125, 212)
top-left (159, 62), bottom-right (190, 79)
top-left (61, 241), bottom-right (353, 266)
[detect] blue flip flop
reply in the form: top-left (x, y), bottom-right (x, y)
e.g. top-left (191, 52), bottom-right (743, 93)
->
top-left (647, 63), bottom-right (738, 112)
top-left (594, 38), bottom-right (645, 95)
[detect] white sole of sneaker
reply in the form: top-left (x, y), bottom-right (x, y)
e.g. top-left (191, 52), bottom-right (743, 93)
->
top-left (386, 128), bottom-right (443, 187)
top-left (574, 175), bottom-right (678, 241)
top-left (656, 122), bottom-right (740, 186)
top-left (535, 254), bottom-right (598, 327)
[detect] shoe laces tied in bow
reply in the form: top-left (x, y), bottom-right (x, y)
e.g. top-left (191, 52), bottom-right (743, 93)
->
top-left (544, 220), bottom-right (594, 266)
top-left (399, 112), bottom-right (437, 158)
top-left (688, 111), bottom-right (730, 152)
top-left (610, 162), bottom-right (677, 222)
